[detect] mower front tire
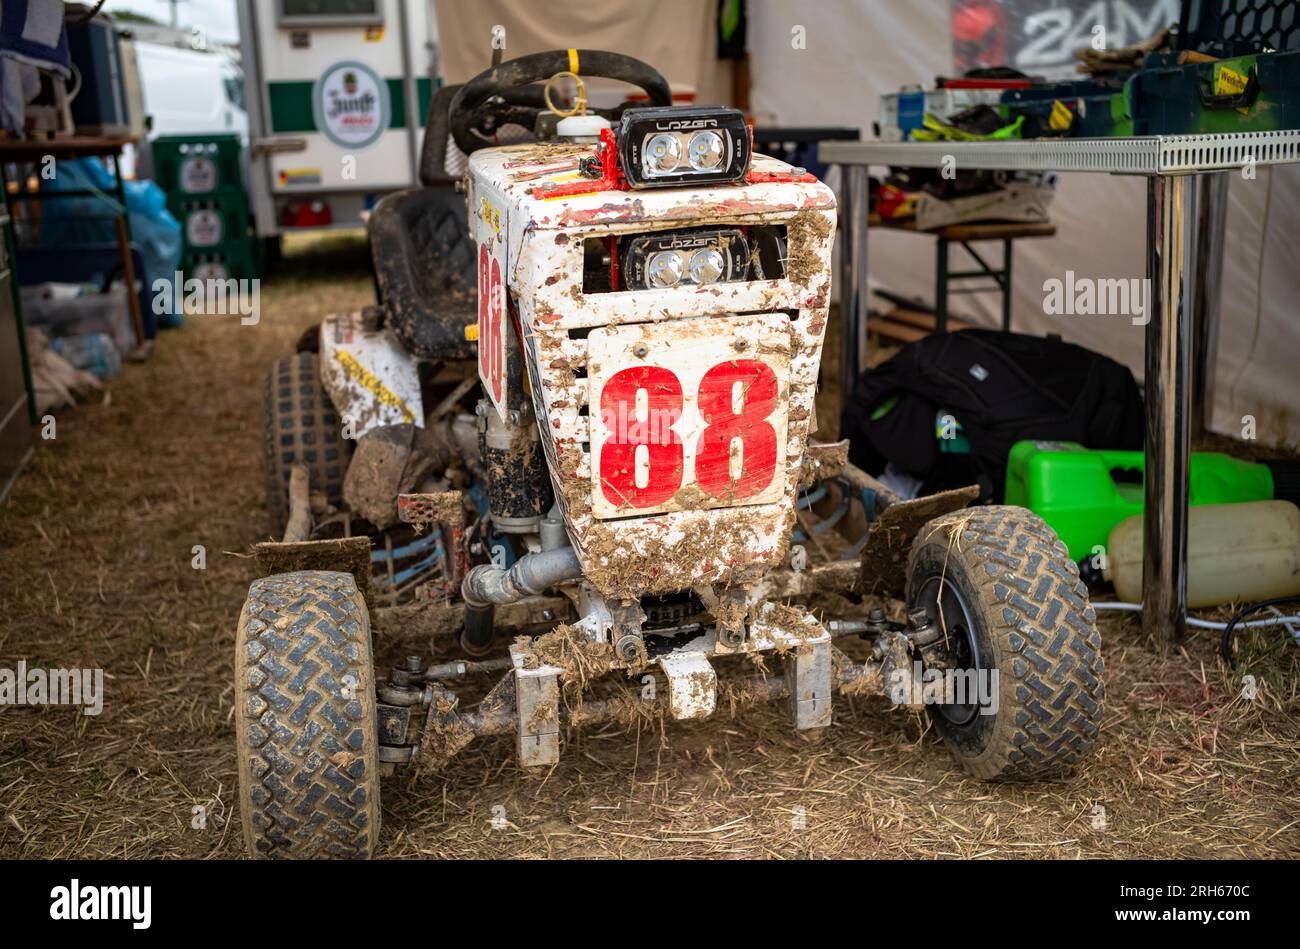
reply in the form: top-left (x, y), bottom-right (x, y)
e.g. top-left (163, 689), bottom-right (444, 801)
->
top-left (235, 570), bottom-right (381, 858)
top-left (906, 506), bottom-right (1105, 781)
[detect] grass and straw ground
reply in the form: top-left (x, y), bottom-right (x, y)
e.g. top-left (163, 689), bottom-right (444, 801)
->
top-left (0, 233), bottom-right (1296, 859)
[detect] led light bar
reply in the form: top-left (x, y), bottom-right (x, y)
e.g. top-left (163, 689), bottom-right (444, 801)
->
top-left (621, 227), bottom-right (751, 290)
top-left (618, 106), bottom-right (751, 189)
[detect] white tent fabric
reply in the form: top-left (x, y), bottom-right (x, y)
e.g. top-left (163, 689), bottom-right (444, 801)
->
top-left (751, 0), bottom-right (1300, 447)
top-left (433, 0), bottom-right (731, 103)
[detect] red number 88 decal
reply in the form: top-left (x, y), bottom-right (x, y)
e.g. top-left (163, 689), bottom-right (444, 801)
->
top-left (599, 360), bottom-right (779, 509)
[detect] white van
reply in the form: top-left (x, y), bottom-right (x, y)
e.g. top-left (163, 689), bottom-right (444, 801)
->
top-left (125, 41), bottom-right (249, 180)
top-left (235, 0), bottom-right (436, 240)
top-left (137, 42), bottom-right (249, 141)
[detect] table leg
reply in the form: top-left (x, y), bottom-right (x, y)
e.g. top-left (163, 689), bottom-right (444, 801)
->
top-left (1001, 237), bottom-right (1013, 332)
top-left (837, 164), bottom-right (853, 404)
top-left (114, 216), bottom-right (146, 348)
top-left (1191, 172), bottom-right (1229, 441)
top-left (1143, 174), bottom-right (1198, 641)
top-left (842, 164), bottom-right (870, 401)
top-left (934, 236), bottom-right (949, 333)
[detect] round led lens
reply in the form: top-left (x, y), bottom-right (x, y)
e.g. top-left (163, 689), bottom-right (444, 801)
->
top-left (645, 133), bottom-right (681, 175)
top-left (687, 131), bottom-right (725, 171)
top-left (688, 248), bottom-right (726, 285)
top-left (647, 250), bottom-right (685, 288)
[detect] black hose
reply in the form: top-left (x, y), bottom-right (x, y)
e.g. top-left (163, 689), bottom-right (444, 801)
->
top-left (1219, 595), bottom-right (1300, 667)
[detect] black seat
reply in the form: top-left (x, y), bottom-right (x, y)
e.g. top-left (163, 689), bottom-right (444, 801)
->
top-left (369, 186), bottom-right (477, 362)
top-left (368, 84), bottom-right (478, 361)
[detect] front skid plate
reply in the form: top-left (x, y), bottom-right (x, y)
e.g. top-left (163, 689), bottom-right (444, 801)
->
top-left (418, 602), bottom-right (853, 771)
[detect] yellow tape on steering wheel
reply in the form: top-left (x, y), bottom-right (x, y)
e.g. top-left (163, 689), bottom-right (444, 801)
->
top-left (568, 48), bottom-right (580, 75)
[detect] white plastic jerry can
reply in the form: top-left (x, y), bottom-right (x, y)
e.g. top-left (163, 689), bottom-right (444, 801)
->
top-left (1106, 499), bottom-right (1300, 609)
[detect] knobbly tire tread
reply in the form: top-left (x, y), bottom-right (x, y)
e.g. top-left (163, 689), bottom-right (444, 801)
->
top-left (262, 352), bottom-right (347, 534)
top-left (907, 505), bottom-right (1104, 781)
top-left (235, 570), bottom-right (381, 858)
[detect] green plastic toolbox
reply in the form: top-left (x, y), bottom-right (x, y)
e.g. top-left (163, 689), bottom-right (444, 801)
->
top-left (1073, 86), bottom-right (1135, 138)
top-left (1000, 80), bottom-right (1133, 138)
top-left (1133, 49), bottom-right (1300, 135)
top-left (1004, 440), bottom-right (1300, 561)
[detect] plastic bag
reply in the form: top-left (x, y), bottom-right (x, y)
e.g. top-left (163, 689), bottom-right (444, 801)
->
top-left (38, 158), bottom-right (183, 323)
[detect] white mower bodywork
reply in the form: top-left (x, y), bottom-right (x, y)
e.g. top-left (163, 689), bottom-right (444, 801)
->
top-left (468, 145), bottom-right (837, 603)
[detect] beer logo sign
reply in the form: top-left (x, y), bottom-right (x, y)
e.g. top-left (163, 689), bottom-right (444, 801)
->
top-left (313, 60), bottom-right (389, 149)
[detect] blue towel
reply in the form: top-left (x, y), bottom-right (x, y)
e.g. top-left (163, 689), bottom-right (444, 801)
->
top-left (0, 0), bottom-right (71, 76)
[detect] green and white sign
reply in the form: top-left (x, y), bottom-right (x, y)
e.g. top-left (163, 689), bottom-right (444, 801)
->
top-left (312, 60), bottom-right (389, 149)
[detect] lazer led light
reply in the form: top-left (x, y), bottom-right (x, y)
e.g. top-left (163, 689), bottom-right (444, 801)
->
top-left (644, 133), bottom-right (682, 175)
top-left (647, 250), bottom-right (685, 288)
top-left (621, 227), bottom-right (750, 291)
top-left (688, 247), bottom-right (725, 283)
top-left (618, 106), bottom-right (751, 189)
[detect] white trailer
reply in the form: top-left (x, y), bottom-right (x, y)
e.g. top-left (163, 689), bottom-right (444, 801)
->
top-left (234, 0), bottom-right (436, 243)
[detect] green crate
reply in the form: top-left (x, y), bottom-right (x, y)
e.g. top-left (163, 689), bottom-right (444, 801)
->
top-left (152, 133), bottom-right (243, 199)
top-left (1134, 49), bottom-right (1300, 135)
top-left (166, 185), bottom-right (248, 222)
top-left (182, 245), bottom-right (258, 282)
top-left (171, 194), bottom-right (251, 254)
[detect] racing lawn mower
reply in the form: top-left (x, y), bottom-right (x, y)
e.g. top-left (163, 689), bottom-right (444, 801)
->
top-left (236, 49), bottom-right (1105, 859)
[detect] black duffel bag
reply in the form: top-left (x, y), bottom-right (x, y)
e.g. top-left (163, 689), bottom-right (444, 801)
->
top-left (841, 330), bottom-right (1145, 502)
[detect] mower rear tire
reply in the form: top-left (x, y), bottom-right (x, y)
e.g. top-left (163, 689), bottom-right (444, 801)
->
top-left (262, 351), bottom-right (348, 535)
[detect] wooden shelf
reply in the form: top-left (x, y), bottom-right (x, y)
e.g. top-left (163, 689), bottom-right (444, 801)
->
top-left (0, 135), bottom-right (140, 162)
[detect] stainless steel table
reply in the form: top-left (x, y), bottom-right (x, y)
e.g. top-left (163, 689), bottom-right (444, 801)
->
top-left (820, 131), bottom-right (1300, 640)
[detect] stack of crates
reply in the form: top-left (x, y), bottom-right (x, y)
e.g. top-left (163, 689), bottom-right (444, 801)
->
top-left (152, 133), bottom-right (257, 281)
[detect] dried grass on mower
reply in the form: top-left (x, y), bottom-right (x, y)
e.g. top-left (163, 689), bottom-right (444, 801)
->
top-left (0, 235), bottom-right (1296, 860)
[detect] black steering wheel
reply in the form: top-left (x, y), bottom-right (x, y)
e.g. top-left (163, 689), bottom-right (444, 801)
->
top-left (449, 49), bottom-right (672, 155)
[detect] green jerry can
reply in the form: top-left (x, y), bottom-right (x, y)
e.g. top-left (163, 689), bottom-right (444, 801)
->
top-left (1004, 440), bottom-right (1300, 562)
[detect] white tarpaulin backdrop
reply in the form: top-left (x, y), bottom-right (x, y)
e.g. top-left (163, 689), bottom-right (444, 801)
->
top-left (749, 0), bottom-right (1300, 447)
